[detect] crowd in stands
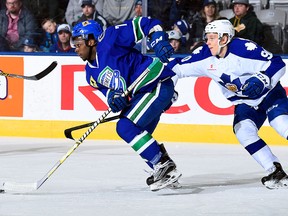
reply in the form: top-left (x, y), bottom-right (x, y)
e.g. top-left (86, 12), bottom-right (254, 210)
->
top-left (0, 0), bottom-right (284, 54)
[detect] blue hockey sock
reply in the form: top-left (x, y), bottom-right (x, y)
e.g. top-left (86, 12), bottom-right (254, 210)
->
top-left (116, 118), bottom-right (162, 168)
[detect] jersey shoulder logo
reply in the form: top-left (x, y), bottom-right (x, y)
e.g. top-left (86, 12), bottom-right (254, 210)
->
top-left (192, 46), bottom-right (203, 54)
top-left (89, 76), bottom-right (98, 88)
top-left (245, 42), bottom-right (257, 51)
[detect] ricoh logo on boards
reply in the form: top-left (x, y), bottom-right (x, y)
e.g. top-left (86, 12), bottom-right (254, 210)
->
top-left (59, 65), bottom-right (288, 116)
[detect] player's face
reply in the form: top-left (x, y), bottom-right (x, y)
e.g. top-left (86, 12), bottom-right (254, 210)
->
top-left (73, 38), bottom-right (87, 60)
top-left (205, 33), bottom-right (219, 56)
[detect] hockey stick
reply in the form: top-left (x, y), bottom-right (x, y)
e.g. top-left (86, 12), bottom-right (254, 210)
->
top-left (0, 61), bottom-right (57, 80)
top-left (64, 115), bottom-right (120, 140)
top-left (2, 58), bottom-right (160, 193)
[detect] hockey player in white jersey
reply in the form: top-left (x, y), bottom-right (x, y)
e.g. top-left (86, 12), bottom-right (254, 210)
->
top-left (168, 19), bottom-right (288, 189)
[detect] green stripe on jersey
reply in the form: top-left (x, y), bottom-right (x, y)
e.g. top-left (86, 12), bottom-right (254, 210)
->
top-left (133, 59), bottom-right (163, 93)
top-left (132, 17), bottom-right (145, 41)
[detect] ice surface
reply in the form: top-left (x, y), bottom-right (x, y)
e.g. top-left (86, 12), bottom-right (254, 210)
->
top-left (0, 137), bottom-right (287, 216)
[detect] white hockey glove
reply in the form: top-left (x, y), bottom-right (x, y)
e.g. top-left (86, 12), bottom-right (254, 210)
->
top-left (241, 72), bottom-right (270, 99)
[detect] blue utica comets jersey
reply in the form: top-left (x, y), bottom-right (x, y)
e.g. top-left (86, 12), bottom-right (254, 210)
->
top-left (84, 17), bottom-right (175, 97)
top-left (169, 38), bottom-right (286, 107)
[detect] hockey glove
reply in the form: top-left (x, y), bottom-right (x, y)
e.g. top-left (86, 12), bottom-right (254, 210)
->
top-left (150, 31), bottom-right (174, 63)
top-left (107, 90), bottom-right (129, 113)
top-left (241, 72), bottom-right (270, 99)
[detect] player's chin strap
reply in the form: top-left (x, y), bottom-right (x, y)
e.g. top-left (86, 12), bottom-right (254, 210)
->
top-left (216, 35), bottom-right (230, 56)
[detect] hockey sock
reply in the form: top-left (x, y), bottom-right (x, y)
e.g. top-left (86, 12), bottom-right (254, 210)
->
top-left (245, 139), bottom-right (279, 171)
top-left (116, 118), bottom-right (162, 168)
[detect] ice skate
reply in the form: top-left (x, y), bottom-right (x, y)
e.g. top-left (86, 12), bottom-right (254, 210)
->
top-left (146, 144), bottom-right (182, 192)
top-left (261, 162), bottom-right (288, 189)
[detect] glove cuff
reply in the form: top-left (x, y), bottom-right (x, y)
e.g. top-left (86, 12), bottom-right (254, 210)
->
top-left (253, 72), bottom-right (270, 88)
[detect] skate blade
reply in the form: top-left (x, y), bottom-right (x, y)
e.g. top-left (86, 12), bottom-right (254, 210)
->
top-left (150, 170), bottom-right (182, 192)
top-left (264, 178), bottom-right (288, 189)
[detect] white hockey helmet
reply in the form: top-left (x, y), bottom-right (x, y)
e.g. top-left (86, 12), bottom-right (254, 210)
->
top-left (205, 19), bottom-right (235, 44)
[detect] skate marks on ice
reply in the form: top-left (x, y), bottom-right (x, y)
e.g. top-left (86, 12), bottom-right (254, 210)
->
top-left (153, 172), bottom-right (263, 196)
top-left (113, 172), bottom-right (262, 196)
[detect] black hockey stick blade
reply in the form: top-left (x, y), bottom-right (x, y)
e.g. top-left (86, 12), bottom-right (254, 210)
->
top-left (0, 61), bottom-right (57, 80)
top-left (64, 115), bottom-right (120, 140)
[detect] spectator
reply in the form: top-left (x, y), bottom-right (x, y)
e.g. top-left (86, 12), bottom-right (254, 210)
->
top-left (229, 0), bottom-right (264, 45)
top-left (75, 0), bottom-right (109, 30)
top-left (167, 30), bottom-right (186, 53)
top-left (189, 0), bottom-right (220, 50)
top-left (22, 38), bottom-right (39, 52)
top-left (49, 24), bottom-right (75, 53)
top-left (102, 0), bottom-right (135, 26)
top-left (65, 0), bottom-right (103, 26)
top-left (172, 19), bottom-right (190, 51)
top-left (134, 0), bottom-right (142, 17)
top-left (40, 18), bottom-right (59, 52)
top-left (0, 0), bottom-right (38, 51)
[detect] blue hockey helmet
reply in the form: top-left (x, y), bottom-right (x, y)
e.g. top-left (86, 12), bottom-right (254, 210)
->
top-left (72, 20), bottom-right (103, 41)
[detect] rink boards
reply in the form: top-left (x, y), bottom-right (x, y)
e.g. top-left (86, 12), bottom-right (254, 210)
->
top-left (0, 54), bottom-right (288, 145)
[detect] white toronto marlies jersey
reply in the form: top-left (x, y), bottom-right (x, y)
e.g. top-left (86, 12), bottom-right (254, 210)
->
top-left (168, 38), bottom-right (286, 107)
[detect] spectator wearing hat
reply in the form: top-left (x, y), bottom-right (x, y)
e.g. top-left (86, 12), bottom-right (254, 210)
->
top-left (167, 30), bottom-right (186, 53)
top-left (74, 0), bottom-right (109, 30)
top-left (65, 0), bottom-right (103, 26)
top-left (134, 0), bottom-right (142, 17)
top-left (172, 19), bottom-right (190, 52)
top-left (22, 38), bottom-right (39, 52)
top-left (49, 24), bottom-right (75, 53)
top-left (229, 0), bottom-right (264, 45)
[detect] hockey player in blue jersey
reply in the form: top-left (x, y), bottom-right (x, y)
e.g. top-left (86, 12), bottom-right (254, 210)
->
top-left (71, 18), bottom-right (181, 191)
top-left (169, 19), bottom-right (288, 189)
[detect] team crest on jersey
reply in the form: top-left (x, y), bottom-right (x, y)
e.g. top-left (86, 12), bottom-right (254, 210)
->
top-left (98, 66), bottom-right (126, 91)
top-left (225, 83), bottom-right (238, 92)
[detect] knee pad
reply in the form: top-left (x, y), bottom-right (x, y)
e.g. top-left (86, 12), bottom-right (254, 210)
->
top-left (234, 119), bottom-right (260, 147)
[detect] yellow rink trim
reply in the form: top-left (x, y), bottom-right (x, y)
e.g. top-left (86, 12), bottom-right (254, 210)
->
top-left (0, 119), bottom-right (287, 145)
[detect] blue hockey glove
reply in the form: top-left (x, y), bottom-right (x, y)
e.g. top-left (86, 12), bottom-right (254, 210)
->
top-left (241, 72), bottom-right (270, 99)
top-left (150, 31), bottom-right (174, 63)
top-left (107, 90), bottom-right (129, 113)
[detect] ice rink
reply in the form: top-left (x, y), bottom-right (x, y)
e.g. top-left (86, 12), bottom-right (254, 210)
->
top-left (0, 137), bottom-right (287, 216)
